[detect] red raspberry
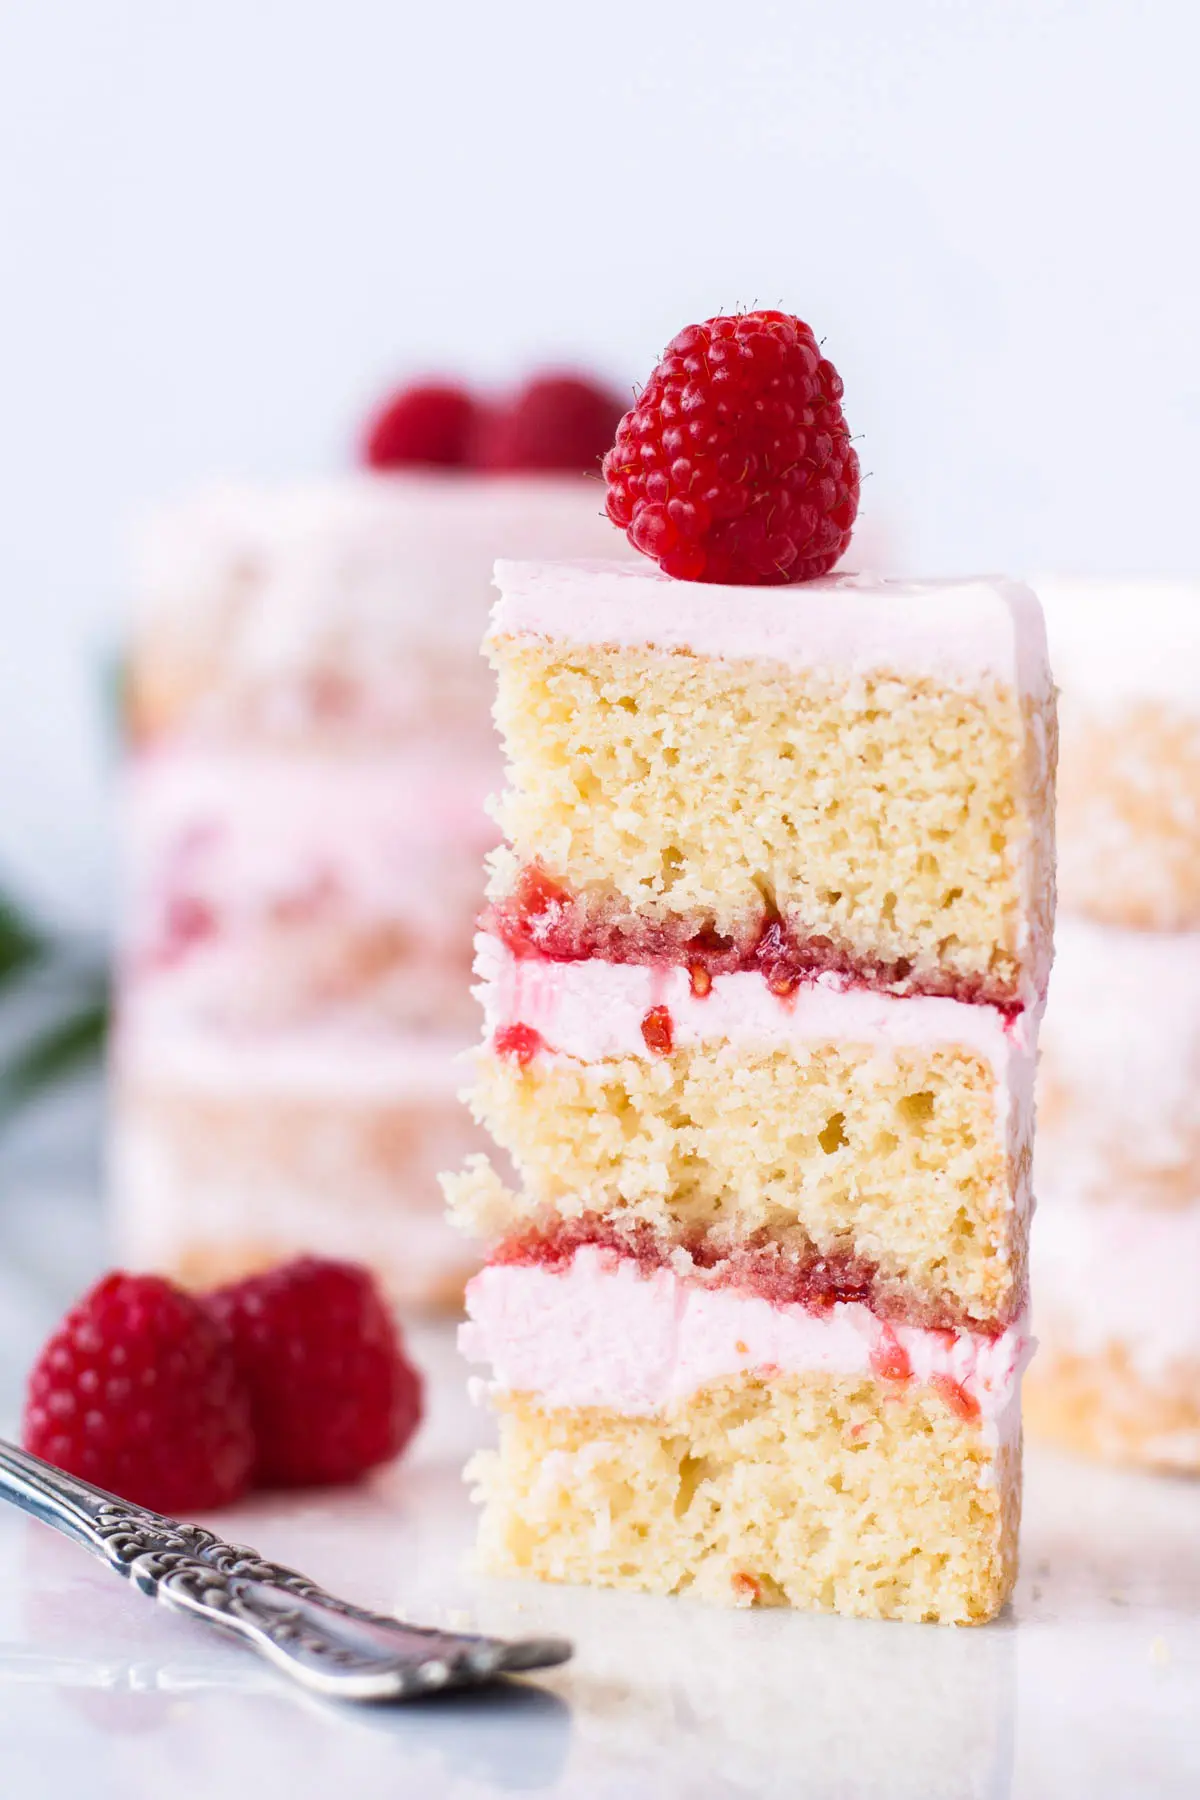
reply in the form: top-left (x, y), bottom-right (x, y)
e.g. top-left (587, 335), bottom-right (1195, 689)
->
top-left (476, 373), bottom-right (628, 473)
top-left (362, 381), bottom-right (478, 469)
top-left (210, 1258), bottom-right (423, 1489)
top-left (602, 311), bottom-right (860, 584)
top-left (23, 1272), bottom-right (254, 1513)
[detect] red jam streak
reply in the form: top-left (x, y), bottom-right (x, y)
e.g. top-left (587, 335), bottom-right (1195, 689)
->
top-left (869, 1327), bottom-right (913, 1386)
top-left (493, 1023), bottom-right (544, 1067)
top-left (929, 1374), bottom-right (982, 1423)
top-left (640, 1005), bottom-right (674, 1055)
top-left (486, 865), bottom-right (1023, 1016)
top-left (491, 1215), bottom-right (1012, 1339)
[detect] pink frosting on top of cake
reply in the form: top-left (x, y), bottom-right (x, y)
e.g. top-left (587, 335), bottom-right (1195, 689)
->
top-left (462, 1247), bottom-right (1032, 1437)
top-left (489, 559), bottom-right (1052, 701)
top-left (134, 477), bottom-right (626, 662)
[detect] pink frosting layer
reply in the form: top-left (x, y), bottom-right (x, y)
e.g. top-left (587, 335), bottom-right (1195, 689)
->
top-left (475, 932), bottom-right (1037, 1070)
top-left (129, 745), bottom-right (495, 911)
top-left (124, 745), bottom-right (495, 968)
top-left (462, 1247), bottom-right (1032, 1440)
top-left (489, 559), bottom-right (1052, 701)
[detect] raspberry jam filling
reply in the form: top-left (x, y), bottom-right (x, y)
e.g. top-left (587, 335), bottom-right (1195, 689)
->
top-left (485, 865), bottom-right (1022, 1016)
top-left (490, 1214), bottom-right (1012, 1339)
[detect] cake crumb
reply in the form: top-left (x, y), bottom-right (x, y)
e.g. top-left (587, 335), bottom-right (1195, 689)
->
top-left (1150, 1636), bottom-right (1171, 1667)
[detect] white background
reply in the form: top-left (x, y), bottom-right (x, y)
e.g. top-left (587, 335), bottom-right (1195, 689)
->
top-left (1, 0), bottom-right (1198, 927)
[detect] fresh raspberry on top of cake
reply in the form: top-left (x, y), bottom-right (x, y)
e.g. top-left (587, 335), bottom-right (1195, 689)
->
top-left (210, 1256), bottom-right (423, 1488)
top-left (362, 380), bottom-right (479, 469)
top-left (476, 373), bottom-right (628, 474)
top-left (602, 310), bottom-right (859, 584)
top-left (22, 1271), bottom-right (255, 1513)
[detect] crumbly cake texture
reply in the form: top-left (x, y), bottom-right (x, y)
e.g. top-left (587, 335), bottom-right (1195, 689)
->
top-left (471, 1376), bottom-right (1019, 1625)
top-left (451, 558), bottom-right (1052, 1622)
top-left (486, 562), bottom-right (1055, 1010)
top-left (459, 1038), bottom-right (1025, 1329)
top-left (1039, 577), bottom-right (1200, 930)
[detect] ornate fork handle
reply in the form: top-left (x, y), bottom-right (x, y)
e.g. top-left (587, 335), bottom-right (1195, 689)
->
top-left (0, 1438), bottom-right (570, 1700)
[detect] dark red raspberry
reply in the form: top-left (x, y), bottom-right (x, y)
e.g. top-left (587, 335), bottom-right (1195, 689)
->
top-left (362, 381), bottom-right (478, 469)
top-left (210, 1258), bottom-right (422, 1489)
top-left (23, 1272), bottom-right (254, 1513)
top-left (476, 373), bottom-right (628, 473)
top-left (602, 311), bottom-right (860, 584)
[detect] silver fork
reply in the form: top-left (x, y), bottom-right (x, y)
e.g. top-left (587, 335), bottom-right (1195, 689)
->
top-left (0, 1438), bottom-right (571, 1701)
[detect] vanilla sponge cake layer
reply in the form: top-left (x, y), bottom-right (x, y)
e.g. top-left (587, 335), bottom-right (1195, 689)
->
top-left (487, 562), bottom-right (1055, 1010)
top-left (1026, 1191), bottom-right (1200, 1472)
top-left (472, 1387), bottom-right (1019, 1624)
top-left (1040, 577), bottom-right (1200, 930)
top-left (451, 939), bottom-right (1035, 1328)
top-left (114, 1029), bottom-right (484, 1310)
top-left (463, 1250), bottom-right (1025, 1623)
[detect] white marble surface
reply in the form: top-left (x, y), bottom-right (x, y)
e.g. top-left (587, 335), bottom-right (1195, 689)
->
top-left (0, 1109), bottom-right (1198, 1798)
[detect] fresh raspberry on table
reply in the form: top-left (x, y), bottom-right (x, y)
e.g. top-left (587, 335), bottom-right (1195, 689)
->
top-left (210, 1258), bottom-right (423, 1489)
top-left (22, 1272), bottom-right (255, 1513)
top-left (362, 381), bottom-right (479, 469)
top-left (476, 372), bottom-right (628, 473)
top-left (602, 311), bottom-right (860, 584)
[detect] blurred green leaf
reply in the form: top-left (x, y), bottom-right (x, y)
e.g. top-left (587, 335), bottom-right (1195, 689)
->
top-left (0, 893), bottom-right (44, 985)
top-left (0, 988), bottom-right (109, 1124)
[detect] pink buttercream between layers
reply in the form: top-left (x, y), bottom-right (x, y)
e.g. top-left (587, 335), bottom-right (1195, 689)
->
top-left (462, 1247), bottom-right (1032, 1442)
top-left (125, 747), bottom-right (494, 966)
top-left (475, 932), bottom-right (1037, 1071)
top-left (128, 745), bottom-right (496, 921)
top-left (489, 559), bottom-right (1053, 701)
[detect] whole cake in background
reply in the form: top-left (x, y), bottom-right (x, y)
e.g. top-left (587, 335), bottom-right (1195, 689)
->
top-left (1027, 579), bottom-right (1200, 1470)
top-left (446, 311), bottom-right (1057, 1623)
top-left (111, 372), bottom-right (627, 1310)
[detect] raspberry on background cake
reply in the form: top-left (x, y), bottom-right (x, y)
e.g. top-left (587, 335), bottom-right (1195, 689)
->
top-left (113, 375), bottom-right (628, 1311)
top-left (445, 313), bottom-right (1057, 1625)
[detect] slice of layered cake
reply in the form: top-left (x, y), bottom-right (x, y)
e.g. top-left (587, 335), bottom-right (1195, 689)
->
top-left (446, 312), bottom-right (1056, 1623)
